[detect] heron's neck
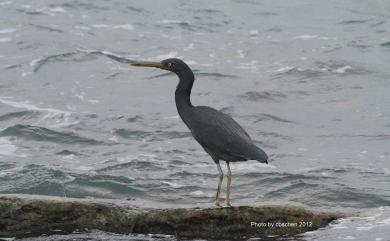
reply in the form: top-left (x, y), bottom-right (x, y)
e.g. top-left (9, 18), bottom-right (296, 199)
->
top-left (175, 70), bottom-right (194, 121)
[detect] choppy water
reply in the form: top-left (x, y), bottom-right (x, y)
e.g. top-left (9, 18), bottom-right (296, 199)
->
top-left (1, 0), bottom-right (390, 240)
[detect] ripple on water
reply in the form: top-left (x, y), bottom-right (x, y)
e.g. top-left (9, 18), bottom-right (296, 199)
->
top-left (254, 113), bottom-right (295, 124)
top-left (239, 91), bottom-right (287, 102)
top-left (272, 60), bottom-right (371, 81)
top-left (114, 128), bottom-right (192, 141)
top-left (380, 41), bottom-right (390, 47)
top-left (0, 136), bottom-right (18, 156)
top-left (0, 110), bottom-right (40, 121)
top-left (98, 159), bottom-right (166, 173)
top-left (0, 124), bottom-right (103, 145)
top-left (318, 187), bottom-right (390, 208)
top-left (32, 52), bottom-right (97, 72)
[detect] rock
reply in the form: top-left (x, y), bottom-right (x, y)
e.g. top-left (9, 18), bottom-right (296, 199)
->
top-left (0, 194), bottom-right (343, 239)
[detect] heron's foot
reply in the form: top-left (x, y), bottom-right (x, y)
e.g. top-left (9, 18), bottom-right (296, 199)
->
top-left (215, 199), bottom-right (223, 207)
top-left (225, 200), bottom-right (232, 207)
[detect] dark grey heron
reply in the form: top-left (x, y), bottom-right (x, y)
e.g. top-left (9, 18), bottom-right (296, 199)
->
top-left (132, 58), bottom-right (268, 207)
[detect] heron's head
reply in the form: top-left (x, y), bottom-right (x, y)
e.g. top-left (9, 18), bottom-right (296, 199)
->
top-left (132, 58), bottom-right (190, 75)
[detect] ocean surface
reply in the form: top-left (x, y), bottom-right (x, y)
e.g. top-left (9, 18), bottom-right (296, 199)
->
top-left (1, 0), bottom-right (390, 240)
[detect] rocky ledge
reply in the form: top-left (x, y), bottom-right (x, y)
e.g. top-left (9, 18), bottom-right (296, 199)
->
top-left (0, 194), bottom-right (343, 239)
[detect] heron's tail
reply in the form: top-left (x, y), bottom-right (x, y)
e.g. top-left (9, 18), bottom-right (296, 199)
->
top-left (252, 145), bottom-right (268, 164)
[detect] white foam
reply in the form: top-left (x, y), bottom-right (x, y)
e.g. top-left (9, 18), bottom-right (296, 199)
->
top-left (236, 49), bottom-right (245, 58)
top-left (0, 137), bottom-right (18, 156)
top-left (0, 97), bottom-right (70, 116)
top-left (91, 24), bottom-right (110, 28)
top-left (344, 236), bottom-right (355, 240)
top-left (33, 8), bottom-right (55, 16)
top-left (159, 19), bottom-right (184, 24)
top-left (356, 225), bottom-right (374, 231)
top-left (189, 190), bottom-right (205, 196)
top-left (0, 238), bottom-right (14, 241)
top-left (333, 65), bottom-right (352, 74)
top-left (305, 207), bottom-right (390, 240)
top-left (75, 93), bottom-right (85, 101)
top-left (162, 181), bottom-right (184, 188)
top-left (294, 34), bottom-right (329, 40)
top-left (49, 7), bottom-right (66, 13)
top-left (270, 66), bottom-right (295, 73)
top-left (74, 25), bottom-right (91, 30)
top-left (108, 135), bottom-right (119, 143)
top-left (0, 97), bottom-right (75, 127)
top-left (91, 24), bottom-right (134, 30)
top-left (0, 28), bottom-right (16, 34)
top-left (76, 165), bottom-right (95, 171)
top-left (163, 115), bottom-right (179, 119)
top-left (100, 50), bottom-right (123, 58)
top-left (21, 71), bottom-right (32, 77)
top-left (0, 37), bottom-right (12, 42)
top-left (0, 1), bottom-right (12, 6)
top-left (379, 217), bottom-right (390, 225)
top-left (30, 57), bottom-right (42, 66)
top-left (62, 154), bottom-right (75, 160)
top-left (87, 99), bottom-right (99, 104)
top-left (249, 30), bottom-right (259, 36)
top-left (112, 24), bottom-right (134, 30)
top-left (161, 34), bottom-right (181, 40)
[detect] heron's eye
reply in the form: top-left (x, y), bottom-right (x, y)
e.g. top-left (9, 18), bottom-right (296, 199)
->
top-left (167, 63), bottom-right (172, 68)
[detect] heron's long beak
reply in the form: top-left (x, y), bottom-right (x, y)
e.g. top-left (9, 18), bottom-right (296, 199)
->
top-left (131, 61), bottom-right (167, 70)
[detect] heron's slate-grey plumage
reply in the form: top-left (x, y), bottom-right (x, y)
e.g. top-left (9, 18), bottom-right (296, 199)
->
top-left (132, 58), bottom-right (268, 207)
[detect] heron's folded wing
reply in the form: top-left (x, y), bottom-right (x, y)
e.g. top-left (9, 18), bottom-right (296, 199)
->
top-left (190, 106), bottom-right (255, 159)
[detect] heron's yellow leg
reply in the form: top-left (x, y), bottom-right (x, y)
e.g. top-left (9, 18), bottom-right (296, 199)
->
top-left (226, 162), bottom-right (232, 207)
top-left (215, 161), bottom-right (224, 207)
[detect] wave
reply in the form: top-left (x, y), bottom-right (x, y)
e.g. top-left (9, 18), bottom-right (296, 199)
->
top-left (156, 20), bottom-right (196, 31)
top-left (318, 133), bottom-right (390, 141)
top-left (114, 129), bottom-right (153, 141)
top-left (254, 113), bottom-right (295, 124)
top-left (31, 52), bottom-right (96, 72)
top-left (318, 187), bottom-right (390, 208)
top-left (272, 60), bottom-right (371, 81)
top-left (196, 72), bottom-right (238, 79)
top-left (239, 91), bottom-right (287, 102)
top-left (340, 19), bottom-right (369, 25)
top-left (30, 49), bottom-right (135, 74)
top-left (0, 136), bottom-right (18, 156)
top-left (56, 150), bottom-right (83, 156)
top-left (0, 124), bottom-right (103, 145)
top-left (60, 2), bottom-right (108, 11)
top-left (264, 181), bottom-right (320, 199)
top-left (127, 115), bottom-right (143, 123)
top-left (302, 206), bottom-right (390, 241)
top-left (0, 164), bottom-right (144, 199)
top-left (380, 41), bottom-right (390, 47)
top-left (98, 160), bottom-right (165, 173)
top-left (114, 129), bottom-right (192, 141)
top-left (29, 23), bottom-right (63, 33)
top-left (0, 97), bottom-right (71, 117)
top-left (0, 97), bottom-right (79, 128)
top-left (77, 49), bottom-right (135, 64)
top-left (0, 110), bottom-right (40, 121)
